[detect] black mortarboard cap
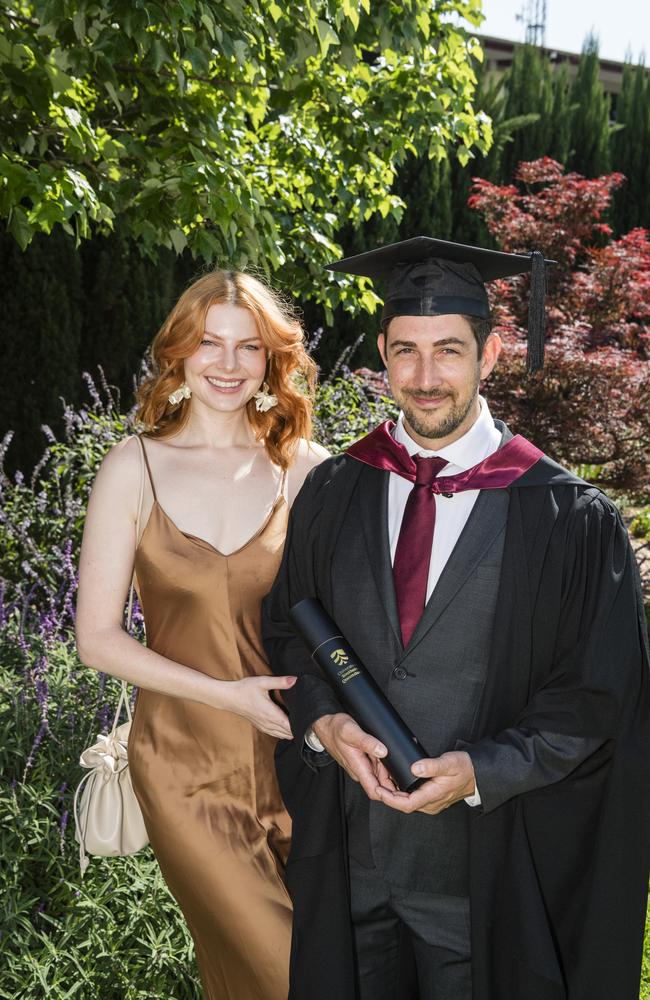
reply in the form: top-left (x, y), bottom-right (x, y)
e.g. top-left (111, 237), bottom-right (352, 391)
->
top-left (326, 236), bottom-right (555, 372)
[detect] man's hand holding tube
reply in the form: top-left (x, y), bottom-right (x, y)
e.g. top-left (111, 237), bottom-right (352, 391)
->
top-left (312, 713), bottom-right (393, 801)
top-left (313, 713), bottom-right (476, 814)
top-left (374, 752), bottom-right (477, 815)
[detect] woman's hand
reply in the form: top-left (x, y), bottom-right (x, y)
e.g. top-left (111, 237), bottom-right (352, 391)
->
top-left (220, 675), bottom-right (296, 739)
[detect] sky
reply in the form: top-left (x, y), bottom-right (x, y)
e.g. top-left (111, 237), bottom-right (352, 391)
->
top-left (475, 0), bottom-right (650, 64)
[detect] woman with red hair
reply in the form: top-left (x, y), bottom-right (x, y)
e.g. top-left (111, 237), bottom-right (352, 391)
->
top-left (76, 269), bottom-right (328, 998)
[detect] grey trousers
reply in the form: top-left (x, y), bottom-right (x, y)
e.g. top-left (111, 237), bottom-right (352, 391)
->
top-left (349, 859), bottom-right (472, 1000)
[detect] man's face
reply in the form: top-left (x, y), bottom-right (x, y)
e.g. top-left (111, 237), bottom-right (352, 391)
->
top-left (378, 314), bottom-right (501, 447)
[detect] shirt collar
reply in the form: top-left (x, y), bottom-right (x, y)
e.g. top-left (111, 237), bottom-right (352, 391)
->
top-left (393, 396), bottom-right (501, 474)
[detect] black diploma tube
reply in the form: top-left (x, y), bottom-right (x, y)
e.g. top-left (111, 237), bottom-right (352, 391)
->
top-left (289, 598), bottom-right (429, 792)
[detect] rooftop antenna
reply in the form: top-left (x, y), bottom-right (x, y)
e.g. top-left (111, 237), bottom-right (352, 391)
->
top-left (515, 0), bottom-right (547, 48)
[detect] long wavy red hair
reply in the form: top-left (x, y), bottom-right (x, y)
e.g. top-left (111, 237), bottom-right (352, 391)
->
top-left (137, 270), bottom-right (317, 469)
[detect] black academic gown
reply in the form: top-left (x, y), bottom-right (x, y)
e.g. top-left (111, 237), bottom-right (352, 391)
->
top-left (262, 446), bottom-right (650, 1000)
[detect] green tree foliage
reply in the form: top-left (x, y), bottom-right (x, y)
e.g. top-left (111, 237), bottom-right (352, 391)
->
top-left (78, 232), bottom-right (183, 395)
top-left (611, 61), bottom-right (650, 234)
top-left (498, 43), bottom-right (553, 180)
top-left (309, 153), bottom-right (457, 370)
top-left (0, 228), bottom-right (192, 472)
top-left (568, 35), bottom-right (612, 177)
top-left (547, 64), bottom-right (573, 165)
top-left (312, 50), bottom-right (547, 368)
top-left (444, 57), bottom-right (543, 247)
top-left (0, 0), bottom-right (491, 315)
top-left (0, 229), bottom-right (82, 468)
top-left (496, 46), bottom-right (575, 175)
top-left (339, 34), bottom-right (642, 302)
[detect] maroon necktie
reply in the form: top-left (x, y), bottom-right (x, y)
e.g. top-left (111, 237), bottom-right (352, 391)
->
top-left (347, 421), bottom-right (544, 646)
top-left (393, 455), bottom-right (448, 646)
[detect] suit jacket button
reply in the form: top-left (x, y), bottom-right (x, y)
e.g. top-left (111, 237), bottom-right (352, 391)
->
top-left (393, 667), bottom-right (407, 680)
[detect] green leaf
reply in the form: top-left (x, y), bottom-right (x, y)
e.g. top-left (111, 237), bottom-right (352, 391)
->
top-left (169, 227), bottom-right (187, 253)
top-left (8, 206), bottom-right (33, 250)
top-left (72, 10), bottom-right (86, 42)
top-left (62, 107), bottom-right (82, 128)
top-left (150, 38), bottom-right (171, 72)
top-left (104, 81), bottom-right (122, 112)
top-left (342, 0), bottom-right (360, 31)
top-left (416, 11), bottom-right (430, 39)
top-left (200, 12), bottom-right (216, 39)
top-left (44, 64), bottom-right (75, 97)
top-left (233, 39), bottom-right (248, 64)
top-left (316, 19), bottom-right (340, 56)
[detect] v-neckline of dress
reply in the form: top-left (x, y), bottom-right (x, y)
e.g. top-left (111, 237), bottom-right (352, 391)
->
top-left (145, 496), bottom-right (286, 559)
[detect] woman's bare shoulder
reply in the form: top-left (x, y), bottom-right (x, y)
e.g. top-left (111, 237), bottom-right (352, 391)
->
top-left (90, 436), bottom-right (145, 507)
top-left (293, 438), bottom-right (330, 467)
top-left (286, 438), bottom-right (331, 503)
top-left (97, 435), bottom-right (142, 475)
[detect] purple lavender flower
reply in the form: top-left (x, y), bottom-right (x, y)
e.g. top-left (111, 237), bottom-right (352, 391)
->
top-left (308, 327), bottom-right (324, 353)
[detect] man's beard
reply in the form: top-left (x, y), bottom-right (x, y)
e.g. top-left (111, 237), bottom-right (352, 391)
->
top-left (397, 371), bottom-right (480, 442)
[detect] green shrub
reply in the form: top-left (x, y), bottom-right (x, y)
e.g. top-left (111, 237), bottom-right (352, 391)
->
top-left (314, 373), bottom-right (396, 452)
top-left (630, 508), bottom-right (650, 542)
top-left (0, 619), bottom-right (200, 999)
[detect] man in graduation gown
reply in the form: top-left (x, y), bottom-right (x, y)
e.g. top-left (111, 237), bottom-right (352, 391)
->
top-left (262, 238), bottom-right (650, 1000)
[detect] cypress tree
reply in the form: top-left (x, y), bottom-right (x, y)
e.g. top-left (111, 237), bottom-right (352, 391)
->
top-left (499, 44), bottom-right (555, 180)
top-left (395, 155), bottom-right (454, 241)
top-left (611, 61), bottom-right (650, 233)
top-left (79, 232), bottom-right (179, 410)
top-left (0, 230), bottom-right (82, 473)
top-left (0, 229), bottom-right (192, 472)
top-left (547, 64), bottom-right (573, 165)
top-left (447, 56), bottom-right (545, 246)
top-left (568, 36), bottom-right (612, 177)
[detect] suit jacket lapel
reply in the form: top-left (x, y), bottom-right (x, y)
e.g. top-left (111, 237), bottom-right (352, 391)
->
top-left (358, 464), bottom-right (402, 646)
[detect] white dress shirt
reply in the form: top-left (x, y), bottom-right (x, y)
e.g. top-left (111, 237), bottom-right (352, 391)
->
top-left (389, 397), bottom-right (502, 599)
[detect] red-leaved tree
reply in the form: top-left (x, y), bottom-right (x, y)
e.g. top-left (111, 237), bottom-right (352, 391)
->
top-left (468, 157), bottom-right (650, 495)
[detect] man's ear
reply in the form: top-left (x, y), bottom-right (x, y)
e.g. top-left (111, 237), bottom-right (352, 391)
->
top-left (377, 331), bottom-right (387, 368)
top-left (479, 332), bottom-right (502, 381)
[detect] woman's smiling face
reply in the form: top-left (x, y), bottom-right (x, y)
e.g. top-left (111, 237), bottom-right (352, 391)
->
top-left (183, 303), bottom-right (268, 414)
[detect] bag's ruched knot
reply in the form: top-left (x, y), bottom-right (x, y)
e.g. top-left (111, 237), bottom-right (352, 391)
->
top-left (79, 723), bottom-right (130, 775)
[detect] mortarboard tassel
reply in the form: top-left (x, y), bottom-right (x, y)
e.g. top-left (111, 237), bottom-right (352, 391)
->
top-left (527, 250), bottom-right (546, 374)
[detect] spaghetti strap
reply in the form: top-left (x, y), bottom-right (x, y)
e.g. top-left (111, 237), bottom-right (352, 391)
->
top-left (277, 466), bottom-right (288, 501)
top-left (135, 435), bottom-right (157, 503)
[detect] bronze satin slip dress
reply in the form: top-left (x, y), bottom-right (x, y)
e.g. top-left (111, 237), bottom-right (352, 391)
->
top-left (129, 440), bottom-right (292, 1000)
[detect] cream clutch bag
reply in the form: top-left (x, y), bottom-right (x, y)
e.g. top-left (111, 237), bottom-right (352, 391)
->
top-left (73, 436), bottom-right (149, 873)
